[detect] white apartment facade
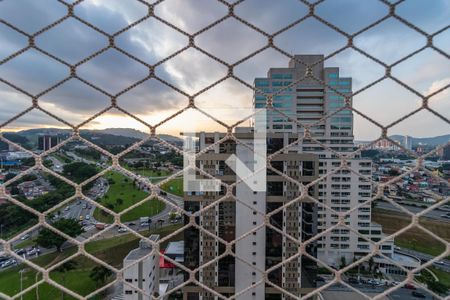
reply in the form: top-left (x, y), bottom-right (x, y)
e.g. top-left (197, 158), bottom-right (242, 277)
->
top-left (183, 130), bottom-right (319, 300)
top-left (123, 234), bottom-right (160, 300)
top-left (254, 54), bottom-right (394, 267)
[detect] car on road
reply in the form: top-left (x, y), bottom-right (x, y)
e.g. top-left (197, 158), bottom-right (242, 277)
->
top-left (20, 234), bottom-right (30, 240)
top-left (411, 291), bottom-right (426, 298)
top-left (117, 227), bottom-right (128, 233)
top-left (82, 204), bottom-right (87, 209)
top-left (85, 215), bottom-right (90, 220)
top-left (95, 223), bottom-right (106, 230)
top-left (79, 215), bottom-right (84, 221)
top-left (404, 283), bottom-right (416, 290)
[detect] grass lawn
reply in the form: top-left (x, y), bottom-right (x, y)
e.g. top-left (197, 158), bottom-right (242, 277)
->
top-left (431, 267), bottom-right (450, 287)
top-left (0, 247), bottom-right (86, 299)
top-left (160, 177), bottom-right (183, 197)
top-left (15, 238), bottom-right (38, 249)
top-left (93, 171), bottom-right (165, 223)
top-left (0, 246), bottom-right (112, 299)
top-left (128, 167), bottom-right (170, 178)
top-left (373, 209), bottom-right (448, 256)
top-left (3, 220), bottom-right (38, 240)
top-left (50, 255), bottom-right (113, 297)
top-left (86, 224), bottom-right (184, 268)
top-left (0, 224), bottom-right (184, 298)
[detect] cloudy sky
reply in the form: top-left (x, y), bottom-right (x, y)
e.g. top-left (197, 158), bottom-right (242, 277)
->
top-left (0, 0), bottom-right (449, 140)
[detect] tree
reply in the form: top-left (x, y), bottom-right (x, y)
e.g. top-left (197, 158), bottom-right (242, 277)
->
top-left (63, 162), bottom-right (97, 183)
top-left (56, 261), bottom-right (78, 300)
top-left (168, 212), bottom-right (177, 221)
top-left (368, 257), bottom-right (374, 273)
top-left (115, 198), bottom-right (124, 206)
top-left (89, 265), bottom-right (113, 287)
top-left (340, 256), bottom-right (347, 269)
top-left (36, 219), bottom-right (83, 252)
top-left (388, 169), bottom-right (400, 176)
top-left (4, 173), bottom-right (16, 182)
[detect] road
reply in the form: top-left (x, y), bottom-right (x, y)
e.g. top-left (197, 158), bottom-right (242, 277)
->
top-left (396, 247), bottom-right (450, 272)
top-left (47, 155), bottom-right (64, 173)
top-left (321, 283), bottom-right (434, 300)
top-left (376, 201), bottom-right (450, 222)
top-left (65, 151), bottom-right (97, 165)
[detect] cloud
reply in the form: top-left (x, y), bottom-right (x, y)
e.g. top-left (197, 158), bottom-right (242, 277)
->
top-left (0, 0), bottom-right (448, 139)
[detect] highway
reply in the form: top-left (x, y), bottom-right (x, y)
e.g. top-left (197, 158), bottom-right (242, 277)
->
top-left (376, 201), bottom-right (450, 222)
top-left (395, 247), bottom-right (450, 272)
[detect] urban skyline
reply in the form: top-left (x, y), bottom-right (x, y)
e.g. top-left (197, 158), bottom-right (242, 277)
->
top-left (0, 1), bottom-right (449, 300)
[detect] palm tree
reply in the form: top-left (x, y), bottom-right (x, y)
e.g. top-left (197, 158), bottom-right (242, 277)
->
top-left (56, 261), bottom-right (78, 300)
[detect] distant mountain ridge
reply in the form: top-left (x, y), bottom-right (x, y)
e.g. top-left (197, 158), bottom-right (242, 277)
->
top-left (0, 128), bottom-right (182, 150)
top-left (12, 128), bottom-right (182, 142)
top-left (357, 134), bottom-right (450, 146)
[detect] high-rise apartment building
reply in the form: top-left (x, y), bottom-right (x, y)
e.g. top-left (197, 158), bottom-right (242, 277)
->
top-left (254, 54), bottom-right (394, 266)
top-left (183, 130), bottom-right (319, 300)
top-left (37, 134), bottom-right (60, 151)
top-left (403, 135), bottom-right (413, 151)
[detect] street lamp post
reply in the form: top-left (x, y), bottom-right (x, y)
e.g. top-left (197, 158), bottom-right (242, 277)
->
top-left (19, 268), bottom-right (26, 300)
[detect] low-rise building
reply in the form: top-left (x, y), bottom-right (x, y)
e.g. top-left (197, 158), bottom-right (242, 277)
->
top-left (123, 234), bottom-right (160, 299)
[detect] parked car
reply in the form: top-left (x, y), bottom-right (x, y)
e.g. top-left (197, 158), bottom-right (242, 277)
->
top-left (0, 259), bottom-right (17, 269)
top-left (316, 276), bottom-right (325, 282)
top-left (85, 215), bottom-right (90, 220)
top-left (411, 291), bottom-right (426, 298)
top-left (348, 277), bottom-right (359, 284)
top-left (14, 249), bottom-right (26, 256)
top-left (128, 222), bottom-right (136, 226)
top-left (26, 247), bottom-right (40, 256)
top-left (0, 256), bottom-right (9, 264)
